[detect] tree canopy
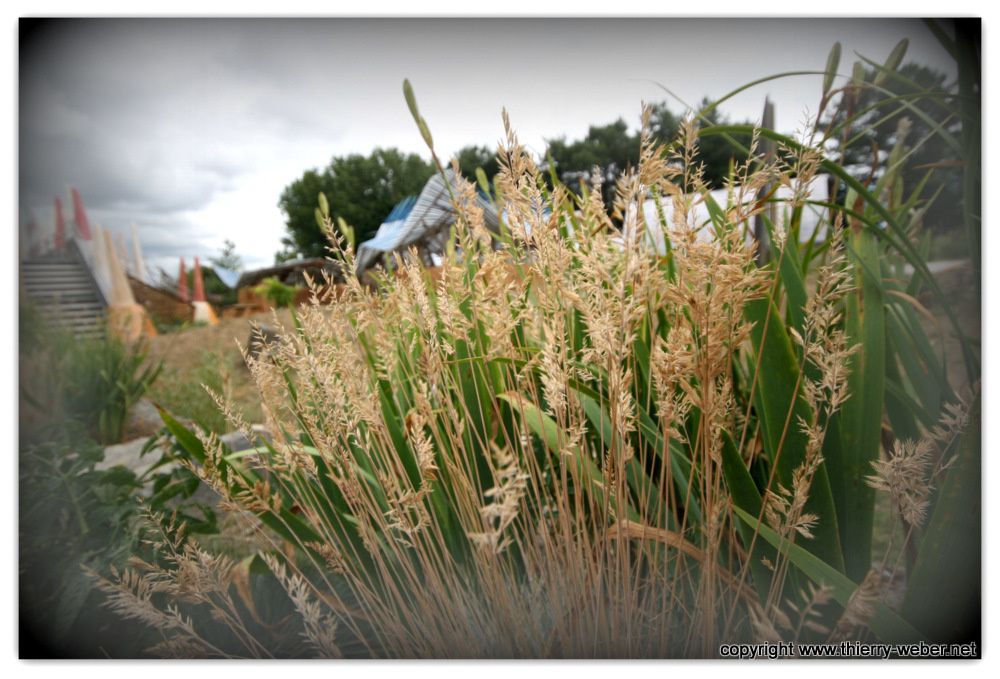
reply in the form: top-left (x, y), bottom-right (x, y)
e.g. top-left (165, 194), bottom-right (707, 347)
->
top-left (210, 238), bottom-right (243, 272)
top-left (819, 62), bottom-right (960, 234)
top-left (544, 100), bottom-right (754, 204)
top-left (276, 101), bottom-right (755, 262)
top-left (455, 145), bottom-right (500, 185)
top-left (277, 148), bottom-right (434, 261)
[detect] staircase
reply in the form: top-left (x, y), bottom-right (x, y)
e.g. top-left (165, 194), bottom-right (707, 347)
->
top-left (21, 242), bottom-right (106, 339)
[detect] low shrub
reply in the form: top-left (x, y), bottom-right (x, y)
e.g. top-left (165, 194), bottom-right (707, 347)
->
top-left (19, 421), bottom-right (220, 657)
top-left (20, 315), bottom-right (162, 445)
top-left (254, 276), bottom-right (299, 309)
top-left (148, 351), bottom-right (235, 435)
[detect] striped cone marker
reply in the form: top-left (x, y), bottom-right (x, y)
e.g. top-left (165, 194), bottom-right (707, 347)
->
top-left (178, 257), bottom-right (189, 302)
top-left (70, 187), bottom-right (92, 240)
top-left (131, 225), bottom-right (147, 281)
top-left (103, 228), bottom-right (155, 341)
top-left (54, 197), bottom-right (66, 250)
top-left (191, 256), bottom-right (218, 324)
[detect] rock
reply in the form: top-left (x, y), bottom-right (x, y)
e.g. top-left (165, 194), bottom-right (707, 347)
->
top-left (123, 398), bottom-right (163, 439)
top-left (99, 424), bottom-right (276, 516)
top-left (98, 435), bottom-right (166, 473)
top-left (220, 424), bottom-right (273, 453)
top-left (220, 429), bottom-right (253, 452)
top-left (246, 324), bottom-right (281, 364)
top-left (99, 425), bottom-right (273, 476)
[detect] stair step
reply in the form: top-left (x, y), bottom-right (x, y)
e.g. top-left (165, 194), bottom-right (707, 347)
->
top-left (24, 276), bottom-right (95, 282)
top-left (24, 290), bottom-right (97, 298)
top-left (37, 312), bottom-right (104, 321)
top-left (57, 324), bottom-right (104, 331)
top-left (24, 288), bottom-right (100, 298)
top-left (27, 301), bottom-right (102, 310)
top-left (44, 315), bottom-right (103, 326)
top-left (22, 271), bottom-right (92, 278)
top-left (25, 297), bottom-right (101, 306)
top-left (22, 282), bottom-right (97, 291)
top-left (22, 279), bottom-right (93, 287)
top-left (36, 306), bottom-right (104, 315)
top-left (23, 286), bottom-right (98, 296)
top-left (44, 322), bottom-right (104, 333)
top-left (21, 262), bottom-right (84, 267)
top-left (21, 250), bottom-right (109, 339)
top-left (21, 267), bottom-right (88, 275)
top-left (38, 307), bottom-right (105, 317)
top-left (40, 320), bottom-right (104, 327)
top-left (22, 282), bottom-right (94, 288)
top-left (35, 299), bottom-right (103, 308)
top-left (21, 273), bottom-right (89, 280)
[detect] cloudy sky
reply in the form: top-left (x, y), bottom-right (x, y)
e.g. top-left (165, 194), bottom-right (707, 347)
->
top-left (19, 18), bottom-right (957, 274)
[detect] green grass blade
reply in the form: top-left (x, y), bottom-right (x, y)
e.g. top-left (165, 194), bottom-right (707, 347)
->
top-left (497, 392), bottom-right (611, 511)
top-left (902, 399), bottom-right (981, 642)
top-left (732, 506), bottom-right (926, 643)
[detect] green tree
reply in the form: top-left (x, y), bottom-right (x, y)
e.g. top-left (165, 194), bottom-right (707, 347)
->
top-left (546, 119), bottom-right (639, 202)
top-left (206, 239), bottom-right (243, 305)
top-left (679, 99), bottom-right (755, 188)
top-left (209, 238), bottom-right (243, 272)
top-left (544, 101), bottom-right (753, 204)
top-left (455, 145), bottom-right (500, 185)
top-left (277, 148), bottom-right (434, 261)
top-left (820, 62), bottom-right (961, 234)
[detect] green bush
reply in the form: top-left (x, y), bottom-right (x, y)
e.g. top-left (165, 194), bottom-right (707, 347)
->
top-left (19, 420), bottom-right (222, 657)
top-left (254, 276), bottom-right (299, 309)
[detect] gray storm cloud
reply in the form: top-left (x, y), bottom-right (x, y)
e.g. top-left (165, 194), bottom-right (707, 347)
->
top-left (19, 18), bottom-right (956, 270)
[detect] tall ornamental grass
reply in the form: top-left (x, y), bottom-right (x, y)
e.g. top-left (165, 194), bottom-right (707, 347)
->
top-left (94, 37), bottom-right (979, 658)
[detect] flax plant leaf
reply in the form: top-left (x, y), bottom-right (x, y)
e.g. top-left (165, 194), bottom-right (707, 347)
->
top-left (824, 42), bottom-right (842, 96)
top-left (720, 431), bottom-right (778, 601)
top-left (829, 229), bottom-right (885, 581)
top-left (873, 38), bottom-right (909, 87)
top-left (744, 296), bottom-right (845, 572)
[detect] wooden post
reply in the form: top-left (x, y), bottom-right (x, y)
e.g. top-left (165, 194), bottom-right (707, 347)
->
top-left (754, 97), bottom-right (776, 266)
top-left (131, 224), bottom-right (147, 281)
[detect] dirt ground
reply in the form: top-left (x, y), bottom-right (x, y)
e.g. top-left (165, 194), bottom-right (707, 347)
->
top-left (149, 308), bottom-right (294, 375)
top-left (145, 308), bottom-right (296, 429)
